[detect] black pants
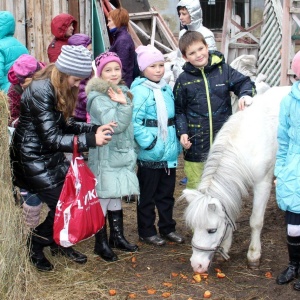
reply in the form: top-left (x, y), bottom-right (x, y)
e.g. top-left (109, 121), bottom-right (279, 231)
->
top-left (137, 166), bottom-right (176, 238)
top-left (31, 184), bottom-right (63, 247)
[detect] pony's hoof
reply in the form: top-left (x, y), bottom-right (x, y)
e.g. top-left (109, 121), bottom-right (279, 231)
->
top-left (247, 260), bottom-right (260, 269)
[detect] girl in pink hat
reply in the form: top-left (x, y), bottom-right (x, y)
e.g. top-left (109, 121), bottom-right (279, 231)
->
top-left (131, 45), bottom-right (184, 246)
top-left (86, 51), bottom-right (139, 262)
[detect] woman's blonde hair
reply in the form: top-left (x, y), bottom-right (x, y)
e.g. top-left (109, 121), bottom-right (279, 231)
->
top-left (23, 64), bottom-right (78, 120)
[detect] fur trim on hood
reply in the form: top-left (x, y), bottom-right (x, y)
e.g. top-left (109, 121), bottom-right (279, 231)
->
top-left (85, 77), bottom-right (133, 100)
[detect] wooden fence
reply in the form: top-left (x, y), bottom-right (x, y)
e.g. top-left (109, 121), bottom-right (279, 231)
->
top-left (0, 0), bottom-right (92, 62)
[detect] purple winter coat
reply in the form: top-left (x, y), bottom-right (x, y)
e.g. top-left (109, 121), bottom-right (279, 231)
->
top-left (68, 33), bottom-right (92, 121)
top-left (109, 26), bottom-right (135, 88)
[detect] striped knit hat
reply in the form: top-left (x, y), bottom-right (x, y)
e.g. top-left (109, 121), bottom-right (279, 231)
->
top-left (55, 45), bottom-right (92, 78)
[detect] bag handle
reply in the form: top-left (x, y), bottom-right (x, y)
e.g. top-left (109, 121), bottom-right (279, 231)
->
top-left (73, 136), bottom-right (80, 159)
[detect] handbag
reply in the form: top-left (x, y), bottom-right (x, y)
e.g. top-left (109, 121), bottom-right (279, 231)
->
top-left (53, 136), bottom-right (104, 247)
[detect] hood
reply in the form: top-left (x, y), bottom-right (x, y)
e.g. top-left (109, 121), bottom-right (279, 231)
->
top-left (51, 13), bottom-right (77, 40)
top-left (86, 77), bottom-right (131, 110)
top-left (130, 76), bottom-right (148, 89)
top-left (290, 81), bottom-right (300, 101)
top-left (0, 11), bottom-right (15, 39)
top-left (177, 0), bottom-right (203, 30)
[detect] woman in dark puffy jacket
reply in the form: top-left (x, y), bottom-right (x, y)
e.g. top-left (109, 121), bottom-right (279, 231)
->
top-left (10, 45), bottom-right (115, 272)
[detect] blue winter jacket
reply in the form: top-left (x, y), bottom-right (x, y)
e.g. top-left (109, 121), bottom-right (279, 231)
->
top-left (131, 77), bottom-right (181, 169)
top-left (275, 82), bottom-right (300, 213)
top-left (0, 11), bottom-right (28, 92)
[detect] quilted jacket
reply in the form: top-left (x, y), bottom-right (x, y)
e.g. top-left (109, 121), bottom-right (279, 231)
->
top-left (131, 76), bottom-right (181, 169)
top-left (0, 11), bottom-right (28, 92)
top-left (109, 26), bottom-right (135, 88)
top-left (86, 77), bottom-right (139, 198)
top-left (174, 51), bottom-right (255, 163)
top-left (11, 78), bottom-right (97, 192)
top-left (275, 82), bottom-right (300, 213)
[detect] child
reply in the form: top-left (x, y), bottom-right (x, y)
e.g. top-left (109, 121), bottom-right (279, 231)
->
top-left (274, 51), bottom-right (300, 291)
top-left (174, 31), bottom-right (255, 190)
top-left (68, 33), bottom-right (92, 122)
top-left (177, 0), bottom-right (216, 51)
top-left (131, 45), bottom-right (184, 246)
top-left (86, 51), bottom-right (139, 262)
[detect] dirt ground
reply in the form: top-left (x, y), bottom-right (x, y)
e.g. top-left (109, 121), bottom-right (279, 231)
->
top-left (29, 155), bottom-right (300, 300)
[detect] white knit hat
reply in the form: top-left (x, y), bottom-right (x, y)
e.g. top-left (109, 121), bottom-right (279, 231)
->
top-left (55, 45), bottom-right (92, 78)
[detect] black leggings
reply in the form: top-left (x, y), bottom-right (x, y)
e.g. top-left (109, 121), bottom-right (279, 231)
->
top-left (31, 184), bottom-right (63, 247)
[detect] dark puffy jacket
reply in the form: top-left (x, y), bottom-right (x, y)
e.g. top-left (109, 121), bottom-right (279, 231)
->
top-left (47, 13), bottom-right (77, 62)
top-left (109, 26), bottom-right (135, 88)
top-left (174, 51), bottom-right (256, 162)
top-left (10, 78), bottom-right (97, 192)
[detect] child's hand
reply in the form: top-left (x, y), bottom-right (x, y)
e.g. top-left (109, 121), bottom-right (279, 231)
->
top-left (238, 95), bottom-right (253, 110)
top-left (95, 130), bottom-right (112, 146)
top-left (96, 122), bottom-right (118, 135)
top-left (180, 134), bottom-right (192, 150)
top-left (107, 87), bottom-right (127, 104)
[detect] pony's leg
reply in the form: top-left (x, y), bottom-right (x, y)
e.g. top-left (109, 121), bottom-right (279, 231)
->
top-left (247, 177), bottom-right (272, 268)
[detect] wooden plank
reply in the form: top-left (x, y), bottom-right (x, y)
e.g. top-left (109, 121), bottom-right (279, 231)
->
top-left (150, 16), bottom-right (156, 46)
top-left (280, 0), bottom-right (291, 85)
top-left (221, 0), bottom-right (232, 60)
top-left (129, 11), bottom-right (158, 20)
top-left (14, 0), bottom-right (26, 46)
top-left (68, 0), bottom-right (80, 32)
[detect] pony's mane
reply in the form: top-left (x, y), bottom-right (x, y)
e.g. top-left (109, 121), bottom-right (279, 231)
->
top-left (196, 112), bottom-right (254, 223)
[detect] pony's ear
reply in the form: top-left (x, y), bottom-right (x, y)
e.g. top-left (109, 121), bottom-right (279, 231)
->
top-left (180, 189), bottom-right (203, 204)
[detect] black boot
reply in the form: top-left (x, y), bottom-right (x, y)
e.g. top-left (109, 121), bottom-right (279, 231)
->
top-left (294, 279), bottom-right (300, 291)
top-left (27, 235), bottom-right (53, 272)
top-left (94, 223), bottom-right (118, 262)
top-left (276, 235), bottom-right (300, 285)
top-left (50, 243), bottom-right (87, 264)
top-left (108, 210), bottom-right (138, 252)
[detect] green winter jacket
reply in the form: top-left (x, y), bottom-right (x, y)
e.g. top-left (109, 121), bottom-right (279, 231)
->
top-left (86, 77), bottom-right (139, 198)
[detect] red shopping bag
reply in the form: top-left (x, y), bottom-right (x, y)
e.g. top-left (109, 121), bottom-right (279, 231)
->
top-left (53, 136), bottom-right (104, 247)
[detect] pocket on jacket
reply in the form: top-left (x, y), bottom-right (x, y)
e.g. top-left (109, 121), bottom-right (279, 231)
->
top-left (110, 148), bottom-right (135, 168)
top-left (139, 139), bottom-right (165, 161)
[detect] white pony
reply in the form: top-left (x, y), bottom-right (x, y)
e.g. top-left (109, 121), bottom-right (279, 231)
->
top-left (182, 86), bottom-right (291, 273)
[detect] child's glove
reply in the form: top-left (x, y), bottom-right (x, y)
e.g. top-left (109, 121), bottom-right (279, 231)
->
top-left (22, 202), bottom-right (43, 228)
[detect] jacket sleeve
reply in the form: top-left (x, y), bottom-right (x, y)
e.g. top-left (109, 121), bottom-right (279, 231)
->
top-left (132, 86), bottom-right (157, 149)
top-left (274, 97), bottom-right (290, 177)
top-left (228, 65), bottom-right (256, 98)
top-left (89, 93), bottom-right (133, 135)
top-left (28, 81), bottom-right (95, 152)
top-left (0, 51), bottom-right (6, 91)
top-left (173, 78), bottom-right (189, 137)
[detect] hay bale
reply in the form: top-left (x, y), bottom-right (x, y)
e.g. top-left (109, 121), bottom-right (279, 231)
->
top-left (0, 91), bottom-right (38, 299)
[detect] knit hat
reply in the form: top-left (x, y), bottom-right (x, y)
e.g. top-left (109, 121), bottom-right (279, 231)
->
top-left (68, 33), bottom-right (92, 48)
top-left (292, 51), bottom-right (300, 78)
top-left (55, 45), bottom-right (92, 78)
top-left (10, 54), bottom-right (45, 84)
top-left (94, 51), bottom-right (122, 77)
top-left (135, 45), bottom-right (165, 71)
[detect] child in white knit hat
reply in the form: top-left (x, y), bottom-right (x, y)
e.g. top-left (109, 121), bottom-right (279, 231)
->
top-left (131, 45), bottom-right (184, 246)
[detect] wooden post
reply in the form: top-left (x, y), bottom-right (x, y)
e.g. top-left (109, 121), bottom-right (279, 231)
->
top-left (280, 0), bottom-right (291, 86)
top-left (221, 0), bottom-right (232, 60)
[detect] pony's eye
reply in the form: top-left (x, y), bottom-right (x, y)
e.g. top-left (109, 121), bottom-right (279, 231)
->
top-left (207, 229), bottom-right (217, 234)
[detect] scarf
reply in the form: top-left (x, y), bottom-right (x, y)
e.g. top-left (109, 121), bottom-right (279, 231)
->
top-left (142, 79), bottom-right (168, 141)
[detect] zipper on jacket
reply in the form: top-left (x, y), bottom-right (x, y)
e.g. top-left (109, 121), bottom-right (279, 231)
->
top-left (201, 68), bottom-right (213, 146)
